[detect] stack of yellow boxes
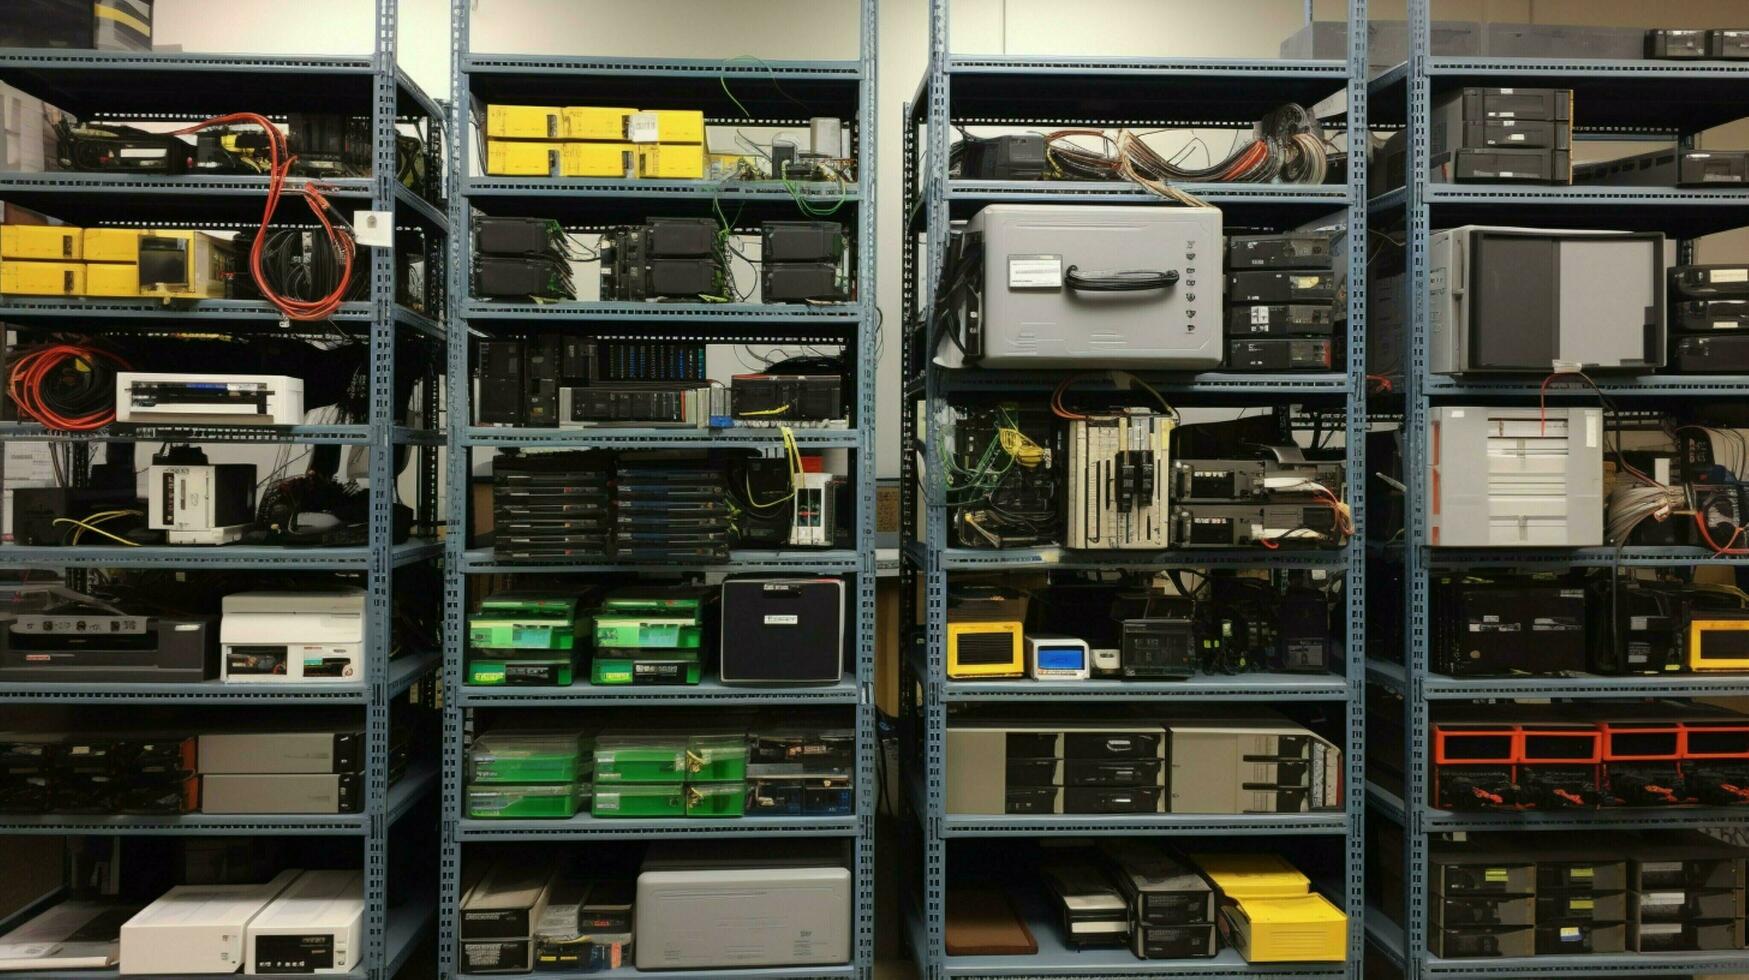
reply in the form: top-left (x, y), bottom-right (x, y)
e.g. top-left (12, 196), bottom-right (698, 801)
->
top-left (485, 105), bottom-right (705, 180)
top-left (0, 226), bottom-right (232, 299)
top-left (0, 226), bottom-right (85, 296)
top-left (1190, 853), bottom-right (1346, 962)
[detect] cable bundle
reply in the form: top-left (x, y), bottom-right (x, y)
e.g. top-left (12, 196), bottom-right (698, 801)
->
top-left (172, 113), bottom-right (357, 321)
top-left (1607, 479), bottom-right (1688, 545)
top-left (6, 343), bottom-right (131, 430)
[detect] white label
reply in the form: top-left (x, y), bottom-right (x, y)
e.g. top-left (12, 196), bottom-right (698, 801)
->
top-left (626, 112), bottom-right (660, 143)
top-left (764, 614), bottom-right (799, 626)
top-left (1449, 409), bottom-right (1466, 418)
top-left (352, 211), bottom-right (394, 248)
top-left (1692, 153), bottom-right (1713, 159)
top-left (1498, 171), bottom-right (1519, 178)
top-left (1508, 133), bottom-right (1526, 141)
top-left (1713, 268), bottom-right (1749, 284)
top-left (1586, 412), bottom-right (1600, 449)
top-left (1250, 306), bottom-right (1270, 325)
top-left (1716, 320), bottom-right (1743, 330)
top-left (1500, 88), bottom-right (1515, 94)
top-left (1008, 255), bottom-right (1062, 288)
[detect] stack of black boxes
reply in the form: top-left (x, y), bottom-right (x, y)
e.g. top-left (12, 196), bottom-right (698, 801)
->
top-left (761, 221), bottom-right (846, 302)
top-left (1430, 87), bottom-right (1573, 184)
top-left (1224, 233), bottom-right (1339, 371)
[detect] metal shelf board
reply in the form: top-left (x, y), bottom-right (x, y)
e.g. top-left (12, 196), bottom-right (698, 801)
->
top-left (1366, 782), bottom-right (1406, 825)
top-left (1422, 545), bottom-right (1749, 568)
top-left (942, 55), bottom-right (1348, 125)
top-left (1364, 909), bottom-right (1407, 971)
top-left (932, 890), bottom-right (1346, 978)
top-left (1367, 57), bottom-right (1749, 135)
top-left (1422, 373), bottom-right (1749, 397)
top-left (1366, 658), bottom-right (1749, 699)
top-left (384, 895), bottom-right (436, 979)
top-left (0, 297), bottom-right (373, 325)
top-left (395, 66), bottom-right (446, 122)
top-left (940, 811), bottom-right (1349, 838)
top-left (0, 650), bottom-right (437, 704)
top-left (911, 540), bottom-right (1348, 572)
top-left (461, 547), bottom-right (857, 575)
top-left (0, 173), bottom-right (372, 224)
top-left (460, 300), bottom-right (861, 324)
top-left (0, 422), bottom-right (374, 444)
top-left (462, 178), bottom-right (856, 224)
top-left (1423, 950), bottom-right (1749, 977)
top-left (0, 810), bottom-right (367, 836)
top-left (394, 183), bottom-right (450, 233)
top-left (456, 814), bottom-right (858, 841)
top-left (930, 179), bottom-right (1350, 227)
top-left (941, 673), bottom-right (1349, 702)
top-left (1417, 185), bottom-right (1749, 239)
top-left (461, 425), bottom-right (858, 449)
top-left (386, 761), bottom-right (440, 828)
top-left (0, 538), bottom-right (441, 570)
top-left (910, 369), bottom-right (1350, 399)
top-left (457, 674), bottom-right (861, 707)
top-left (460, 967), bottom-right (857, 980)
top-left (393, 304), bottom-right (446, 341)
top-left (460, 54), bottom-right (864, 119)
top-left (1421, 803), bottom-right (1749, 832)
top-left (0, 49), bottom-right (377, 115)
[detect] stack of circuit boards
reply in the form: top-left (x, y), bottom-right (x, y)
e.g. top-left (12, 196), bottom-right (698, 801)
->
top-left (466, 730), bottom-right (589, 819)
top-left (591, 732), bottom-right (749, 819)
top-left (612, 463), bottom-right (730, 561)
top-left (493, 452), bottom-right (612, 563)
top-left (467, 592), bottom-right (582, 686)
top-left (590, 587), bottom-right (709, 685)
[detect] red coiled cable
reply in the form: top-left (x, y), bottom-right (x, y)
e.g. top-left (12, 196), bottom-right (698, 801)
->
top-left (7, 344), bottom-right (132, 430)
top-left (171, 113), bottom-right (356, 321)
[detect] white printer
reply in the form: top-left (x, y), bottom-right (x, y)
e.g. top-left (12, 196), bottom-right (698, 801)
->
top-left (635, 841), bottom-right (850, 970)
top-left (221, 589), bottom-right (366, 683)
top-left (120, 870), bottom-right (300, 975)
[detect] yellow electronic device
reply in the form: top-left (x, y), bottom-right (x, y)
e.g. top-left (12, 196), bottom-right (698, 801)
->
top-left (562, 142), bottom-right (634, 178)
top-left (1689, 614), bottom-right (1749, 670)
top-left (486, 105), bottom-right (561, 140)
top-left (136, 231), bottom-right (234, 300)
top-left (83, 228), bottom-right (141, 263)
top-left (486, 141), bottom-right (560, 177)
top-left (1, 226), bottom-right (81, 261)
top-left (562, 106), bottom-right (636, 141)
top-left (1189, 853), bottom-right (1312, 900)
top-left (0, 260), bottom-right (84, 296)
top-left (626, 109), bottom-right (704, 145)
top-left (85, 262), bottom-right (140, 298)
top-left (636, 144), bottom-right (705, 180)
top-left (1218, 894), bottom-right (1346, 963)
top-left (946, 621), bottom-right (1024, 679)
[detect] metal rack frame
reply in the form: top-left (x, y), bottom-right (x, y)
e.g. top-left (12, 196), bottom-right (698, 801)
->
top-left (898, 3), bottom-right (1369, 978)
top-left (438, 2), bottom-right (878, 978)
top-left (1362, 2), bottom-right (1749, 977)
top-left (0, 4), bottom-right (447, 977)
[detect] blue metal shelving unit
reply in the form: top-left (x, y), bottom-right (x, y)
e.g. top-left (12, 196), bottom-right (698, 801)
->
top-left (0, 5), bottom-right (447, 976)
top-left (439, 3), bottom-right (879, 978)
top-left (1363, 3), bottom-right (1749, 977)
top-left (898, 3), bottom-right (1369, 978)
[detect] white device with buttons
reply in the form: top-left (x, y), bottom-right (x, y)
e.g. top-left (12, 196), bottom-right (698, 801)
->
top-left (245, 870), bottom-right (363, 975)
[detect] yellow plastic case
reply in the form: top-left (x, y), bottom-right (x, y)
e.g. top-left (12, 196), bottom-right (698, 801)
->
top-left (945, 621), bottom-right (1024, 679)
top-left (561, 106), bottom-right (636, 141)
top-left (637, 144), bottom-right (705, 180)
top-left (486, 105), bottom-right (561, 140)
top-left (1, 226), bottom-right (81, 261)
top-left (486, 141), bottom-right (561, 177)
top-left (1689, 616), bottom-right (1749, 670)
top-left (1219, 895), bottom-right (1347, 963)
top-left (83, 229), bottom-right (142, 263)
top-left (628, 109), bottom-right (704, 144)
top-left (85, 262), bottom-right (141, 297)
top-left (136, 231), bottom-right (233, 300)
top-left (1189, 853), bottom-right (1312, 900)
top-left (562, 142), bottom-right (634, 178)
top-left (1, 261), bottom-right (85, 296)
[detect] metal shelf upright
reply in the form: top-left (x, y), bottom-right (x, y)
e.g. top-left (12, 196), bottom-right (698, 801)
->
top-left (0, 3), bottom-right (448, 978)
top-left (898, 3), bottom-right (1369, 978)
top-left (1364, 2), bottom-right (1749, 977)
top-left (440, 2), bottom-right (879, 978)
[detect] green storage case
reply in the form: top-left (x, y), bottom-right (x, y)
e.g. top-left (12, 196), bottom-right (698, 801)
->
top-left (593, 615), bottom-right (702, 650)
top-left (686, 734), bottom-right (748, 782)
top-left (467, 782), bottom-right (583, 819)
top-left (468, 731), bottom-right (587, 784)
top-left (685, 781), bottom-right (747, 818)
top-left (590, 650), bottom-right (702, 686)
top-left (593, 735), bottom-right (685, 783)
top-left (467, 655), bottom-right (577, 687)
top-left (479, 591), bottom-right (581, 618)
top-left (468, 616), bottom-right (577, 651)
top-left (590, 782), bottom-right (684, 818)
top-left (598, 587), bottom-right (709, 616)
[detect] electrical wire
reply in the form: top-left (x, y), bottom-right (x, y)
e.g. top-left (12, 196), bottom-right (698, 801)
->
top-left (7, 343), bottom-right (131, 430)
top-left (53, 513), bottom-right (140, 547)
top-left (170, 113), bottom-right (356, 321)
